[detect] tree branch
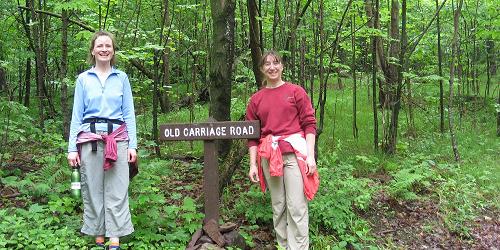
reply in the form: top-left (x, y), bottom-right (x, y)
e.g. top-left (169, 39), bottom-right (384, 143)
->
top-left (406, 0), bottom-right (447, 58)
top-left (17, 5), bottom-right (96, 32)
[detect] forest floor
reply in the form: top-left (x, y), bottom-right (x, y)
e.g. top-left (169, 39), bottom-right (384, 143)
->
top-left (1, 154), bottom-right (499, 249)
top-left (362, 187), bottom-right (500, 249)
top-left (160, 157), bottom-right (500, 249)
top-left (240, 175), bottom-right (500, 249)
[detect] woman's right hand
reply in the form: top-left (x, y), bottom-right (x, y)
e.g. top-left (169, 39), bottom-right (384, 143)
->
top-left (67, 152), bottom-right (80, 168)
top-left (248, 164), bottom-right (259, 183)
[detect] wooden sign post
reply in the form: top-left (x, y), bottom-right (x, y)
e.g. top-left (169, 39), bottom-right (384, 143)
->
top-left (159, 119), bottom-right (260, 225)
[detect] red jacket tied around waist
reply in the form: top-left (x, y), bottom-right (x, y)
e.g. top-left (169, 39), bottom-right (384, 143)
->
top-left (76, 123), bottom-right (129, 170)
top-left (257, 133), bottom-right (320, 201)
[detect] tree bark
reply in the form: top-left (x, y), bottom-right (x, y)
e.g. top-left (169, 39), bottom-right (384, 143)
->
top-left (61, 8), bottom-right (70, 139)
top-left (159, 0), bottom-right (172, 114)
top-left (247, 0), bottom-right (264, 88)
top-left (448, 0), bottom-right (462, 161)
top-left (371, 0), bottom-right (379, 150)
top-left (402, 0), bottom-right (414, 137)
top-left (316, 0), bottom-right (353, 139)
top-left (29, 0), bottom-right (45, 128)
top-left (405, 0), bottom-right (447, 58)
top-left (272, 0), bottom-right (279, 49)
top-left (351, 14), bottom-right (358, 139)
top-left (17, 5), bottom-right (95, 32)
top-left (0, 67), bottom-right (5, 93)
top-left (485, 39), bottom-right (491, 97)
top-left (380, 0), bottom-right (402, 154)
top-left (497, 86), bottom-right (499, 137)
top-left (283, 0), bottom-right (313, 64)
top-left (24, 59), bottom-right (31, 107)
top-left (436, 0), bottom-right (445, 133)
top-left (209, 0), bottom-right (236, 157)
top-left (300, 36), bottom-right (306, 89)
top-left (152, 0), bottom-right (171, 157)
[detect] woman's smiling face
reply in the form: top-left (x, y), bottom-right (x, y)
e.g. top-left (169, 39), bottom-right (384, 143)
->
top-left (261, 54), bottom-right (283, 82)
top-left (91, 35), bottom-right (114, 64)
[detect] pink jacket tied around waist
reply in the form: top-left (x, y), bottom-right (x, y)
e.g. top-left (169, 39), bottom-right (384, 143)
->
top-left (76, 123), bottom-right (129, 170)
top-left (257, 133), bottom-right (320, 201)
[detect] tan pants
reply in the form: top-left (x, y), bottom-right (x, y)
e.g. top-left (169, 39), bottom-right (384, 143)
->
top-left (262, 153), bottom-right (309, 250)
top-left (79, 140), bottom-right (134, 237)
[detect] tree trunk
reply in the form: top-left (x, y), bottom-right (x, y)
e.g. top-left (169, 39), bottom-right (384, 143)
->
top-left (247, 0), bottom-right (264, 88)
top-left (448, 0), bottom-right (462, 162)
top-left (351, 14), bottom-right (358, 139)
top-left (159, 0), bottom-right (172, 114)
top-left (209, 0), bottom-right (236, 157)
top-left (371, 0), bottom-right (379, 151)
top-left (406, 78), bottom-right (415, 136)
top-left (497, 86), bottom-right (499, 137)
top-left (486, 40), bottom-right (496, 75)
top-left (152, 0), bottom-right (171, 157)
top-left (400, 0), bottom-right (413, 137)
top-left (485, 39), bottom-right (491, 97)
top-left (380, 0), bottom-right (402, 154)
top-left (29, 0), bottom-right (45, 128)
top-left (272, 0), bottom-right (279, 49)
top-left (283, 0), bottom-right (313, 64)
top-left (436, 0), bottom-right (444, 133)
top-left (0, 67), bottom-right (5, 93)
top-left (24, 59), bottom-right (31, 107)
top-left (300, 36), bottom-right (306, 89)
top-left (0, 37), bottom-right (5, 93)
top-left (61, 8), bottom-right (70, 139)
top-left (39, 0), bottom-right (56, 119)
top-left (316, 0), bottom-right (352, 139)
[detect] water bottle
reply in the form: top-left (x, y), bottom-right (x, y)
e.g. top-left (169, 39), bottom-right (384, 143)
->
top-left (71, 165), bottom-right (81, 199)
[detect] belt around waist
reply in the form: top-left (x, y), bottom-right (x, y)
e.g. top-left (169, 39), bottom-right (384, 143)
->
top-left (83, 118), bottom-right (124, 125)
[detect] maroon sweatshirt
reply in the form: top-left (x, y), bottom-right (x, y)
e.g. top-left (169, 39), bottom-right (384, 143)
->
top-left (246, 82), bottom-right (317, 153)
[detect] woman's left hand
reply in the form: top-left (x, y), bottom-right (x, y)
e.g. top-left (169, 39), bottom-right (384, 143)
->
top-left (128, 149), bottom-right (137, 163)
top-left (306, 156), bottom-right (316, 175)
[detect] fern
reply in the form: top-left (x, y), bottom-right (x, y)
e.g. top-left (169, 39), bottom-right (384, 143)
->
top-left (36, 162), bottom-right (68, 188)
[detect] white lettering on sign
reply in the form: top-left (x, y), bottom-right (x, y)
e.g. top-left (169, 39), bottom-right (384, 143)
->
top-left (229, 125), bottom-right (255, 136)
top-left (164, 128), bottom-right (181, 137)
top-left (161, 121), bottom-right (259, 140)
top-left (182, 126), bottom-right (228, 137)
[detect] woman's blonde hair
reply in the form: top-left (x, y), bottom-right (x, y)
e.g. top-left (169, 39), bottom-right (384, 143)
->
top-left (87, 31), bottom-right (117, 66)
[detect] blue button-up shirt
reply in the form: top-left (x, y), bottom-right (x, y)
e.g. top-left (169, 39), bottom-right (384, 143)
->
top-left (68, 67), bottom-right (137, 152)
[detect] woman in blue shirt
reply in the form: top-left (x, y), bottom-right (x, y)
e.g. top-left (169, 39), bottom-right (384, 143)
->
top-left (67, 31), bottom-right (137, 249)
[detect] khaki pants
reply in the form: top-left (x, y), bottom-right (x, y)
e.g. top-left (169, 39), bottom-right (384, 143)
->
top-left (79, 140), bottom-right (134, 237)
top-left (262, 153), bottom-right (309, 250)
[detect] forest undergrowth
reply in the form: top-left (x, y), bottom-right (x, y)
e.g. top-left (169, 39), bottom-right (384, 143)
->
top-left (0, 82), bottom-right (498, 249)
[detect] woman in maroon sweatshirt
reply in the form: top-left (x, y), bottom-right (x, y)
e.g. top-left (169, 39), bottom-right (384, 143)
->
top-left (246, 50), bottom-right (318, 250)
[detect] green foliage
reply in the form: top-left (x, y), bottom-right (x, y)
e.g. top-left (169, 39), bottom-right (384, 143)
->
top-left (0, 205), bottom-right (88, 249)
top-left (233, 185), bottom-right (272, 225)
top-left (309, 154), bottom-right (375, 248)
top-left (0, 1), bottom-right (498, 248)
top-left (387, 160), bottom-right (438, 200)
top-left (0, 98), bottom-right (39, 145)
top-left (125, 158), bottom-right (204, 248)
top-left (436, 164), bottom-right (488, 235)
